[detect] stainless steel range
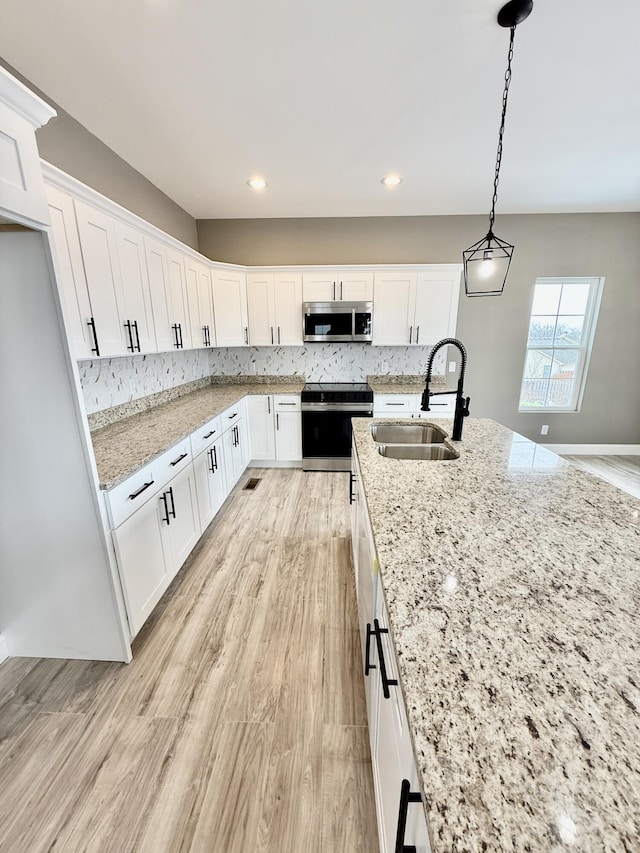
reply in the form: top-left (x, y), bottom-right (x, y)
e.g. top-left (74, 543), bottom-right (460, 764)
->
top-left (301, 383), bottom-right (374, 471)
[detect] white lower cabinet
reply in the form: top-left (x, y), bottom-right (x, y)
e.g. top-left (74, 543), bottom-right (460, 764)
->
top-left (373, 393), bottom-right (455, 419)
top-left (161, 463), bottom-right (201, 572)
top-left (351, 448), bottom-right (431, 853)
top-left (221, 402), bottom-right (248, 491)
top-left (247, 394), bottom-right (302, 463)
top-left (112, 491), bottom-right (171, 636)
top-left (193, 436), bottom-right (227, 530)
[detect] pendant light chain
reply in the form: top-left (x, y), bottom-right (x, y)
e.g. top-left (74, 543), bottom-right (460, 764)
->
top-left (488, 25), bottom-right (516, 235)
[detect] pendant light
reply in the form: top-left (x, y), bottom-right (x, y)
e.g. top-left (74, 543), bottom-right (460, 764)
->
top-left (463, 0), bottom-right (533, 297)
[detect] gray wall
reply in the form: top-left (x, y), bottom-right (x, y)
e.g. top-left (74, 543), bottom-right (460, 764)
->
top-left (198, 213), bottom-right (640, 445)
top-left (0, 59), bottom-right (198, 249)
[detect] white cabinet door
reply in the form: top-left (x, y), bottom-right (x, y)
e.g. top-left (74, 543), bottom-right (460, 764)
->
top-left (339, 272), bottom-right (374, 301)
top-left (302, 272), bottom-right (336, 302)
top-left (112, 494), bottom-right (171, 636)
top-left (193, 437), bottom-right (227, 531)
top-left (247, 395), bottom-right (276, 460)
top-left (144, 236), bottom-right (175, 352)
top-left (184, 256), bottom-right (204, 349)
top-left (246, 274), bottom-right (274, 346)
top-left (222, 422), bottom-right (244, 490)
top-left (414, 266), bottom-right (461, 345)
top-left (212, 270), bottom-right (248, 347)
top-left (272, 396), bottom-right (302, 461)
top-left (274, 411), bottom-right (302, 461)
top-left (46, 184), bottom-right (94, 359)
top-left (372, 272), bottom-right (416, 346)
top-left (115, 222), bottom-right (157, 354)
top-left (74, 199), bottom-right (128, 357)
top-left (161, 463), bottom-right (200, 576)
top-left (273, 273), bottom-right (303, 344)
top-left (166, 248), bottom-right (191, 350)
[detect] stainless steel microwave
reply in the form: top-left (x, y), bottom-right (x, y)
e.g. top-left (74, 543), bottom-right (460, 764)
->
top-left (303, 301), bottom-right (373, 343)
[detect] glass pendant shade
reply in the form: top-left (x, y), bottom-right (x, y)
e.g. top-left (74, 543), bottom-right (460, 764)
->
top-left (463, 232), bottom-right (514, 297)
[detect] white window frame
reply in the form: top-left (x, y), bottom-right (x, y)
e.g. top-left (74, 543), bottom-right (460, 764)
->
top-left (518, 276), bottom-right (604, 414)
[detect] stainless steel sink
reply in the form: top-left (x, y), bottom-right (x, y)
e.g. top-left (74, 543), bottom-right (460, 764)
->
top-left (370, 423), bottom-right (447, 444)
top-left (376, 443), bottom-right (459, 460)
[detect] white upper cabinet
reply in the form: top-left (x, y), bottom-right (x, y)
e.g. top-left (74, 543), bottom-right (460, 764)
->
top-left (0, 68), bottom-right (56, 227)
top-left (302, 271), bottom-right (373, 302)
top-left (247, 272), bottom-right (303, 346)
top-left (414, 266), bottom-right (461, 346)
top-left (372, 272), bottom-right (417, 346)
top-left (74, 199), bottom-right (129, 357)
top-left (144, 236), bottom-right (175, 352)
top-left (184, 257), bottom-right (214, 349)
top-left (115, 221), bottom-right (157, 354)
top-left (373, 266), bottom-right (461, 346)
top-left (46, 184), bottom-right (94, 359)
top-left (212, 270), bottom-right (248, 347)
top-left (165, 248), bottom-right (191, 350)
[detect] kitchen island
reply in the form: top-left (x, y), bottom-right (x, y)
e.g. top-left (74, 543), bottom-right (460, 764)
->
top-left (352, 416), bottom-right (640, 851)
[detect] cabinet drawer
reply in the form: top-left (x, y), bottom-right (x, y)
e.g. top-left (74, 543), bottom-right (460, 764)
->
top-left (105, 439), bottom-right (192, 528)
top-left (273, 394), bottom-right (301, 411)
top-left (373, 394), bottom-right (415, 411)
top-left (190, 415), bottom-right (222, 458)
top-left (220, 401), bottom-right (243, 432)
top-left (418, 392), bottom-right (455, 415)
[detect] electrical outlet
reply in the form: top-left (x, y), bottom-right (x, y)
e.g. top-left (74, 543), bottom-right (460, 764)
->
top-left (250, 362), bottom-right (257, 374)
top-left (448, 361), bottom-right (456, 372)
top-left (381, 361), bottom-right (389, 373)
top-left (541, 425), bottom-right (549, 436)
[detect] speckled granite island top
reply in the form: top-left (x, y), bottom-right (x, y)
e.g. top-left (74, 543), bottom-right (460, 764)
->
top-left (352, 417), bottom-right (640, 852)
top-left (90, 379), bottom-right (305, 490)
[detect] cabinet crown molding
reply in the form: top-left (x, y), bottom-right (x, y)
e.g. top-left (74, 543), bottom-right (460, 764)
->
top-left (0, 66), bottom-right (56, 128)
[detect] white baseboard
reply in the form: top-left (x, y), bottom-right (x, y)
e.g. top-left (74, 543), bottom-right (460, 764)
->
top-left (0, 634), bottom-right (8, 665)
top-left (542, 443), bottom-right (640, 455)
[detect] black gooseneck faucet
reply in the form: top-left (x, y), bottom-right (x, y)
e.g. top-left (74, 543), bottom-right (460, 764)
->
top-left (421, 337), bottom-right (470, 441)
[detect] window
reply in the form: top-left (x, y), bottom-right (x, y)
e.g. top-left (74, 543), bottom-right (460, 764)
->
top-left (518, 277), bottom-right (603, 412)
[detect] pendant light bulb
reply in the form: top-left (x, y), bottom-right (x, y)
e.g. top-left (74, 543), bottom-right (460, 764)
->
top-left (478, 257), bottom-right (496, 280)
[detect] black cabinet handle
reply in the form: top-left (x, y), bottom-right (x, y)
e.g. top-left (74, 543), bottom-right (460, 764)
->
top-left (203, 430), bottom-right (216, 439)
top-left (409, 325), bottom-right (413, 344)
top-left (415, 325), bottom-right (420, 345)
top-left (128, 479), bottom-right (154, 500)
top-left (160, 491), bottom-right (171, 525)
top-left (124, 320), bottom-right (135, 352)
top-left (170, 452), bottom-right (188, 467)
top-left (271, 326), bottom-right (274, 345)
top-left (167, 485), bottom-right (176, 519)
top-left (178, 323), bottom-right (184, 348)
top-left (277, 326), bottom-right (281, 344)
top-left (349, 471), bottom-right (355, 505)
top-left (373, 618), bottom-right (398, 699)
top-left (87, 317), bottom-right (100, 356)
top-left (208, 447), bottom-right (215, 473)
top-left (365, 622), bottom-right (376, 676)
top-left (244, 326), bottom-right (248, 345)
top-left (276, 413), bottom-right (280, 431)
top-left (203, 325), bottom-right (207, 346)
top-left (228, 412), bottom-right (238, 420)
top-left (278, 402), bottom-right (297, 406)
top-left (133, 320), bottom-right (141, 352)
top-left (172, 323), bottom-right (180, 349)
top-left (267, 397), bottom-right (271, 414)
top-left (394, 778), bottom-right (422, 853)
top-left (212, 444), bottom-right (218, 471)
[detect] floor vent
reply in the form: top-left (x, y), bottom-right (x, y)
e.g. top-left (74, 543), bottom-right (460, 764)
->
top-left (243, 477), bottom-right (261, 491)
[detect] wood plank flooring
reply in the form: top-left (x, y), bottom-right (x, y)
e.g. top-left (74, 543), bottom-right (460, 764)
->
top-left (0, 469), bottom-right (379, 853)
top-left (563, 454), bottom-right (640, 499)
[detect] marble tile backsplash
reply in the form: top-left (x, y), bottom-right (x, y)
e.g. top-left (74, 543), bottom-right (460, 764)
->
top-left (78, 345), bottom-right (445, 413)
top-left (78, 350), bottom-right (213, 414)
top-left (208, 344), bottom-right (445, 383)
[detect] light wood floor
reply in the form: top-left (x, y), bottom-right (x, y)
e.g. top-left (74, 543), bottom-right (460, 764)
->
top-left (563, 454), bottom-right (640, 499)
top-left (0, 469), bottom-right (379, 853)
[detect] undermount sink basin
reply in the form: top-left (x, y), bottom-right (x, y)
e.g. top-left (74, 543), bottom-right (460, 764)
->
top-left (376, 443), bottom-right (459, 461)
top-left (370, 423), bottom-right (447, 444)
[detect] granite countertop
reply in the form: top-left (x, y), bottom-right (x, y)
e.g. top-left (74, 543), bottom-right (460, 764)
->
top-left (90, 378), bottom-right (305, 490)
top-left (368, 374), bottom-right (456, 395)
top-left (352, 416), bottom-right (640, 851)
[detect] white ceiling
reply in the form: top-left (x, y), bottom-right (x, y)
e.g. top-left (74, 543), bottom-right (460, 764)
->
top-left (1, 0), bottom-right (639, 219)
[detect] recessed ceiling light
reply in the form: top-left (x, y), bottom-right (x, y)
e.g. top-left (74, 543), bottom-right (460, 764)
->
top-left (247, 177), bottom-right (268, 190)
top-left (381, 175), bottom-right (403, 187)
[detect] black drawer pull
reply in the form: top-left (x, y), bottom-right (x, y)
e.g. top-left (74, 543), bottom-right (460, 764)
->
top-left (160, 491), bottom-right (170, 525)
top-left (167, 485), bottom-right (176, 519)
top-left (395, 778), bottom-right (422, 853)
top-left (349, 471), bottom-right (356, 505)
top-left (124, 320), bottom-right (135, 352)
top-left (203, 430), bottom-right (216, 439)
top-left (277, 402), bottom-right (297, 406)
top-left (228, 412), bottom-right (238, 419)
top-left (128, 479), bottom-right (154, 500)
top-left (170, 452), bottom-right (188, 467)
top-left (132, 320), bottom-right (141, 352)
top-left (212, 445), bottom-right (218, 470)
top-left (373, 618), bottom-right (398, 699)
